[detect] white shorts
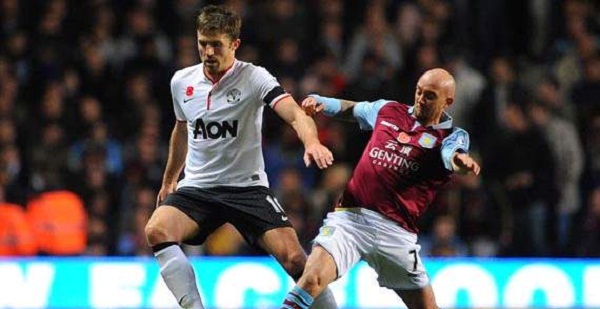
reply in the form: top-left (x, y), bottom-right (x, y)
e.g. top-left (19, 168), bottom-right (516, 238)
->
top-left (313, 208), bottom-right (429, 290)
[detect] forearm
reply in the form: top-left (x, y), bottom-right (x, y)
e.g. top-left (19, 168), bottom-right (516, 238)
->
top-left (337, 100), bottom-right (357, 120)
top-left (291, 113), bottom-right (321, 147)
top-left (314, 95), bottom-right (357, 121)
top-left (162, 123), bottom-right (188, 185)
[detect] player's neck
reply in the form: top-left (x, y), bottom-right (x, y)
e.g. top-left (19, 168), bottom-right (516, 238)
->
top-left (419, 117), bottom-right (439, 127)
top-left (204, 59), bottom-right (235, 84)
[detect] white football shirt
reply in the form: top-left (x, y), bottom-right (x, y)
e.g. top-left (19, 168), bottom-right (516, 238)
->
top-left (170, 59), bottom-right (290, 188)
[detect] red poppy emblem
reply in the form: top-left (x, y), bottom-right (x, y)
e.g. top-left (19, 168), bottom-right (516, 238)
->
top-left (186, 86), bottom-right (194, 96)
top-left (397, 132), bottom-right (411, 144)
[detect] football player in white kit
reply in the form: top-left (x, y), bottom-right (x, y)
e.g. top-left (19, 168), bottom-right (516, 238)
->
top-left (144, 5), bottom-right (337, 309)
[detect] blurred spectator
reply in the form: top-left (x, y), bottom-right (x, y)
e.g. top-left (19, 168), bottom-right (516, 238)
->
top-left (270, 38), bottom-right (305, 80)
top-left (0, 0), bottom-right (23, 38)
top-left (528, 99), bottom-right (584, 254)
top-left (274, 167), bottom-right (317, 251)
top-left (310, 163), bottom-right (352, 218)
top-left (29, 123), bottom-right (68, 192)
top-left (0, 202), bottom-right (36, 256)
top-left (571, 56), bottom-right (600, 132)
top-left (535, 74), bottom-right (576, 122)
top-left (575, 186), bottom-right (600, 257)
top-left (28, 190), bottom-right (87, 256)
top-left (86, 190), bottom-right (113, 255)
top-left (4, 30), bottom-right (31, 84)
top-left (344, 4), bottom-right (402, 81)
top-left (255, 0), bottom-right (308, 56)
top-left (114, 6), bottom-right (172, 68)
top-left (471, 56), bottom-right (526, 165)
top-left (394, 2), bottom-right (423, 56)
top-left (490, 101), bottom-right (557, 256)
top-left (68, 121), bottom-right (123, 176)
top-left (117, 186), bottom-right (156, 256)
top-left (583, 112), bottom-right (600, 185)
top-left (264, 125), bottom-right (317, 189)
top-left (443, 50), bottom-right (487, 129)
top-left (421, 215), bottom-right (468, 257)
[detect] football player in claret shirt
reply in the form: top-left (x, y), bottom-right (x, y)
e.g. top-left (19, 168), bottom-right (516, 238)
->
top-left (144, 5), bottom-right (338, 309)
top-left (281, 68), bottom-right (481, 309)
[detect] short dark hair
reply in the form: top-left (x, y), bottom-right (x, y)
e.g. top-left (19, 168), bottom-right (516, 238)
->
top-left (195, 5), bottom-right (242, 40)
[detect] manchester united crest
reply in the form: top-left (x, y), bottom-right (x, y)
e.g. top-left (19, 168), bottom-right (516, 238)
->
top-left (226, 88), bottom-right (241, 104)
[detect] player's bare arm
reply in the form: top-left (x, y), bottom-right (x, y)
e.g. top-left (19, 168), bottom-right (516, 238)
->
top-left (302, 94), bottom-right (357, 121)
top-left (273, 96), bottom-right (334, 169)
top-left (157, 120), bottom-right (188, 206)
top-left (451, 152), bottom-right (481, 176)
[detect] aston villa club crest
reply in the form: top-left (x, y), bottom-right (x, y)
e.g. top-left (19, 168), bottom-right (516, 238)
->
top-left (320, 226), bottom-right (336, 236)
top-left (418, 133), bottom-right (437, 148)
top-left (397, 132), bottom-right (411, 144)
top-left (226, 88), bottom-right (241, 104)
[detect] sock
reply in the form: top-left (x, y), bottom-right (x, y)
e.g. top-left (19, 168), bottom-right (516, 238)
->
top-left (154, 243), bottom-right (204, 309)
top-left (282, 286), bottom-right (314, 309)
top-left (311, 287), bottom-right (338, 309)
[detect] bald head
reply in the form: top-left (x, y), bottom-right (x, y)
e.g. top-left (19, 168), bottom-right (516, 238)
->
top-left (412, 68), bottom-right (456, 126)
top-left (420, 68), bottom-right (456, 98)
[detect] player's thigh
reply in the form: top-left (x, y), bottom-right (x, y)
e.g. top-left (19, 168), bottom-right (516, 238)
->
top-left (312, 211), bottom-right (366, 280)
top-left (394, 285), bottom-right (438, 309)
top-left (147, 187), bottom-right (225, 245)
top-left (223, 186), bottom-right (294, 248)
top-left (145, 205), bottom-right (200, 244)
top-left (364, 220), bottom-right (429, 289)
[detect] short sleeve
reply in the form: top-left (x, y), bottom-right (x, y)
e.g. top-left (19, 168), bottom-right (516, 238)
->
top-left (170, 73), bottom-right (186, 121)
top-left (251, 66), bottom-right (288, 108)
top-left (352, 100), bottom-right (390, 130)
top-left (441, 127), bottom-right (471, 171)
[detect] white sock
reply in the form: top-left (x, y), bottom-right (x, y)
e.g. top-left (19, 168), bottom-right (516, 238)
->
top-left (311, 287), bottom-right (338, 309)
top-left (155, 244), bottom-right (204, 309)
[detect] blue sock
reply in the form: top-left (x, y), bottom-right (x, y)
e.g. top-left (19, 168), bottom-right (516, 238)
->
top-left (282, 286), bottom-right (314, 309)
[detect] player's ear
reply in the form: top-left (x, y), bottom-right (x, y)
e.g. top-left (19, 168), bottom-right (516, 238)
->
top-left (231, 38), bottom-right (241, 51)
top-left (446, 97), bottom-right (454, 107)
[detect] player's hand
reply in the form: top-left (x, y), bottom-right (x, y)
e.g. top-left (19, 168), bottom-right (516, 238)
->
top-left (304, 142), bottom-right (334, 169)
top-left (301, 95), bottom-right (325, 117)
top-left (156, 181), bottom-right (178, 207)
top-left (453, 153), bottom-right (481, 176)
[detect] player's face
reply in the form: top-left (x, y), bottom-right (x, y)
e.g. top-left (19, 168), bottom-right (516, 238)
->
top-left (413, 77), bottom-right (451, 125)
top-left (197, 31), bottom-right (240, 75)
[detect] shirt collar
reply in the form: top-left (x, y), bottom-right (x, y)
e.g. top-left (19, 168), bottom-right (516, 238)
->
top-left (408, 106), bottom-right (453, 129)
top-left (202, 59), bottom-right (238, 84)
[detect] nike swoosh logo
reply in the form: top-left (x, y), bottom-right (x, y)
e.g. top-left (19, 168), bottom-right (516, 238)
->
top-left (183, 97), bottom-right (196, 103)
top-left (281, 215), bottom-right (288, 221)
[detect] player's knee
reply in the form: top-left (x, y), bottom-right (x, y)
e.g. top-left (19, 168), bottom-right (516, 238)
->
top-left (281, 250), bottom-right (307, 277)
top-left (144, 221), bottom-right (171, 246)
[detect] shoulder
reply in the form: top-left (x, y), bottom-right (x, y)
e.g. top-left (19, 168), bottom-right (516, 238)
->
top-left (171, 64), bottom-right (202, 86)
top-left (440, 126), bottom-right (470, 145)
top-left (377, 101), bottom-right (410, 115)
top-left (237, 60), bottom-right (271, 77)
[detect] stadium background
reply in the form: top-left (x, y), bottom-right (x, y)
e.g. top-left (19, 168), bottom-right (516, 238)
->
top-left (0, 0), bottom-right (599, 308)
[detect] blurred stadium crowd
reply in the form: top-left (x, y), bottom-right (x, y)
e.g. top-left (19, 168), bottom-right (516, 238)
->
top-left (0, 0), bottom-right (599, 258)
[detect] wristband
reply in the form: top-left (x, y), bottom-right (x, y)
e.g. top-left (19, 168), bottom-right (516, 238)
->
top-left (309, 94), bottom-right (341, 116)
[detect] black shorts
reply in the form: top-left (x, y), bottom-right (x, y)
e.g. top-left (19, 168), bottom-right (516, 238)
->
top-left (161, 186), bottom-right (293, 247)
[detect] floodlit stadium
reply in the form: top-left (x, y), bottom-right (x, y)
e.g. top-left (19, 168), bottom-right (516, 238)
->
top-left (0, 0), bottom-right (599, 308)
